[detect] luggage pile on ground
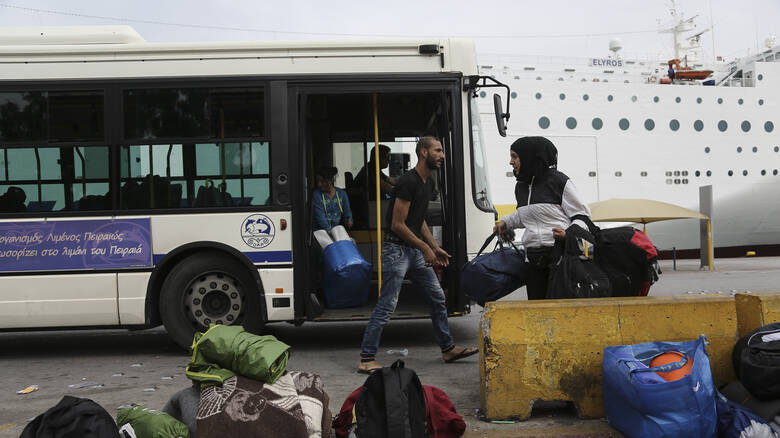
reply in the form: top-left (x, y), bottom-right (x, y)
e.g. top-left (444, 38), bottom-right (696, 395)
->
top-left (314, 225), bottom-right (371, 308)
top-left (333, 359), bottom-right (466, 438)
top-left (603, 332), bottom-right (780, 438)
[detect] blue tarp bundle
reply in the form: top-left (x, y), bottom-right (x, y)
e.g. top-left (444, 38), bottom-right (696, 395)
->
top-left (321, 240), bottom-right (371, 308)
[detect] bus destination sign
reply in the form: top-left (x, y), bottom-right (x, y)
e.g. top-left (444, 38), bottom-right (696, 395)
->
top-left (0, 219), bottom-right (153, 273)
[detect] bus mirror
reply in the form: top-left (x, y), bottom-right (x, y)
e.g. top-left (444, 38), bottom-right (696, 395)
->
top-left (493, 93), bottom-right (507, 137)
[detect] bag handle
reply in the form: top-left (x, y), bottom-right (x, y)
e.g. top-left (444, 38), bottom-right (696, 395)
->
top-left (620, 353), bottom-right (690, 376)
top-left (570, 214), bottom-right (599, 236)
top-left (470, 233), bottom-right (523, 263)
top-left (383, 359), bottom-right (407, 438)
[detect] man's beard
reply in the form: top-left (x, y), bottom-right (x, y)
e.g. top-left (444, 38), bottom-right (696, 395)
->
top-left (425, 156), bottom-right (441, 170)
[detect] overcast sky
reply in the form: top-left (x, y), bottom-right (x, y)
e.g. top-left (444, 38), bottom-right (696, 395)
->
top-left (0, 0), bottom-right (777, 63)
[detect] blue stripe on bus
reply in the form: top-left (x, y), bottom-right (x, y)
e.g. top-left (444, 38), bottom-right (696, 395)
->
top-left (153, 250), bottom-right (292, 265)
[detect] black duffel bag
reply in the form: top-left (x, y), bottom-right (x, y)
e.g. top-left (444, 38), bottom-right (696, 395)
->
top-left (461, 233), bottom-right (527, 306)
top-left (733, 322), bottom-right (780, 400)
top-left (547, 223), bottom-right (611, 299)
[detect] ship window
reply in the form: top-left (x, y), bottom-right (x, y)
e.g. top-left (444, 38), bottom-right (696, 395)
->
top-left (583, 94), bottom-right (589, 101)
top-left (762, 170), bottom-right (767, 176)
top-left (535, 92), bottom-right (542, 99)
top-left (694, 120), bottom-right (704, 131)
top-left (510, 91), bottom-right (518, 99)
top-left (619, 118), bottom-right (630, 130)
top-left (641, 171), bottom-right (648, 177)
top-left (653, 96), bottom-right (660, 103)
top-left (738, 98), bottom-right (744, 105)
top-left (675, 97), bottom-right (681, 103)
top-left (588, 171), bottom-right (597, 177)
top-left (682, 179), bottom-right (688, 184)
top-left (775, 146), bottom-right (779, 152)
top-left (743, 170), bottom-right (748, 176)
top-left (705, 146), bottom-right (711, 153)
top-left (581, 78), bottom-right (588, 82)
top-left (670, 119), bottom-right (680, 131)
top-left (559, 93), bottom-right (566, 100)
top-left (644, 119), bottom-right (655, 131)
top-left (737, 147), bottom-right (742, 153)
top-left (566, 117), bottom-right (577, 129)
top-left (728, 170), bottom-right (733, 176)
top-left (697, 97), bottom-right (703, 104)
top-left (759, 99), bottom-right (765, 106)
top-left (665, 171), bottom-right (673, 177)
top-left (631, 95), bottom-right (638, 102)
top-left (479, 91), bottom-right (487, 98)
top-left (592, 118), bottom-right (603, 130)
top-left (607, 95), bottom-right (614, 101)
top-left (536, 76), bottom-right (543, 80)
top-left (615, 171), bottom-right (622, 177)
top-left (538, 116), bottom-right (550, 129)
top-left (706, 170), bottom-right (712, 177)
top-left (765, 121), bottom-right (774, 132)
top-left (753, 147), bottom-right (758, 153)
top-left (674, 170), bottom-right (680, 176)
top-left (741, 121), bottom-right (751, 132)
top-left (695, 170), bottom-right (701, 177)
top-left (558, 77), bottom-right (564, 81)
top-left (665, 179), bottom-right (672, 184)
top-left (674, 179), bottom-right (680, 184)
top-left (774, 169), bottom-right (778, 176)
top-left (603, 79), bottom-right (609, 83)
top-left (718, 120), bottom-right (728, 132)
top-left (682, 170), bottom-right (688, 176)
top-left (758, 74), bottom-right (764, 81)
top-left (718, 98), bottom-right (724, 104)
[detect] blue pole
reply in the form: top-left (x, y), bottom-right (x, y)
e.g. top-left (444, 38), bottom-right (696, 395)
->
top-left (673, 247), bottom-right (677, 271)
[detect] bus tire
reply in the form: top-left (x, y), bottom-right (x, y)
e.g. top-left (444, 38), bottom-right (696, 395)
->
top-left (159, 251), bottom-right (261, 350)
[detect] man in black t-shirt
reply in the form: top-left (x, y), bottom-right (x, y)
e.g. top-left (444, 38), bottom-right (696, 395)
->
top-left (358, 136), bottom-right (478, 374)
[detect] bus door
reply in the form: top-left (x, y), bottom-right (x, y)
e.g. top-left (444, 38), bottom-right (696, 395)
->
top-left (288, 80), bottom-right (467, 322)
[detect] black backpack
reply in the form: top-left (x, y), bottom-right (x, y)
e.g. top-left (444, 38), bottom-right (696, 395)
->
top-left (547, 223), bottom-right (611, 299)
top-left (21, 396), bottom-right (120, 438)
top-left (354, 359), bottom-right (427, 438)
top-left (733, 323), bottom-right (780, 400)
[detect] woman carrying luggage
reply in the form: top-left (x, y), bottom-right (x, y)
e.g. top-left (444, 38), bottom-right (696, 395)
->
top-left (312, 166), bottom-right (353, 231)
top-left (493, 136), bottom-right (591, 300)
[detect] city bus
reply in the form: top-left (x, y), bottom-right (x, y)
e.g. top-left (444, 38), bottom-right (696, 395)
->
top-left (0, 26), bottom-right (509, 349)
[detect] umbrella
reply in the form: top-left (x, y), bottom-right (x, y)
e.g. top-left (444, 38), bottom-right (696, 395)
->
top-left (588, 198), bottom-right (708, 224)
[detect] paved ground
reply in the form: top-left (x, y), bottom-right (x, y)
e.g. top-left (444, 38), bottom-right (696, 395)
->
top-left (1, 256), bottom-right (778, 437)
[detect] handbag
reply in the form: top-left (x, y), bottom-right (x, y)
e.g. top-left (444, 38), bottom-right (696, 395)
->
top-left (546, 223), bottom-right (610, 299)
top-left (602, 335), bottom-right (718, 438)
top-left (460, 233), bottom-right (527, 306)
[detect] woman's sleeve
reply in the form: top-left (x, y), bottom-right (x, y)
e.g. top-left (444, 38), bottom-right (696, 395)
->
top-left (500, 207), bottom-right (525, 230)
top-left (561, 180), bottom-right (591, 230)
top-left (311, 190), bottom-right (330, 231)
top-left (339, 188), bottom-right (353, 222)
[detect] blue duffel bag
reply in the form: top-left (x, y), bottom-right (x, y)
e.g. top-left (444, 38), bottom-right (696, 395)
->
top-left (321, 240), bottom-right (371, 308)
top-left (602, 335), bottom-right (718, 438)
top-left (460, 233), bottom-right (527, 306)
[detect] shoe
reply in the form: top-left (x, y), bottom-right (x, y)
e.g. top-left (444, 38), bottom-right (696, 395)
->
top-left (357, 361), bottom-right (382, 374)
top-left (443, 346), bottom-right (478, 363)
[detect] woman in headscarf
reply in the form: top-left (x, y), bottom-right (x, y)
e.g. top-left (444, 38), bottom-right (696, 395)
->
top-left (493, 136), bottom-right (591, 300)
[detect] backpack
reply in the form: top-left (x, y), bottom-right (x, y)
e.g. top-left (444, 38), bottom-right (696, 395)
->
top-left (21, 396), bottom-right (121, 438)
top-left (460, 233), bottom-right (528, 306)
top-left (353, 359), bottom-right (427, 438)
top-left (572, 215), bottom-right (660, 297)
top-left (547, 223), bottom-right (611, 299)
top-left (733, 323), bottom-right (780, 401)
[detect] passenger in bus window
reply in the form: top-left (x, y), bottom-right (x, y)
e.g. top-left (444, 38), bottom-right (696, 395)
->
top-left (358, 136), bottom-right (477, 374)
top-left (312, 166), bottom-right (353, 231)
top-left (0, 186), bottom-right (27, 213)
top-left (351, 144), bottom-right (397, 200)
top-left (493, 136), bottom-right (591, 300)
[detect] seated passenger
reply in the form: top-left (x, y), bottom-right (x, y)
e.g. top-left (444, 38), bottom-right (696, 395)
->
top-left (352, 144), bottom-right (397, 200)
top-left (0, 186), bottom-right (27, 213)
top-left (313, 166), bottom-right (353, 231)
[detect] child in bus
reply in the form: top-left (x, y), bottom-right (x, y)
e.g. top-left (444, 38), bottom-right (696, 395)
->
top-left (312, 166), bottom-right (353, 231)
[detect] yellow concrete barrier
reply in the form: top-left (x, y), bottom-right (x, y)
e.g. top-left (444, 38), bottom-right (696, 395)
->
top-left (735, 292), bottom-right (780, 337)
top-left (479, 295), bottom-right (737, 420)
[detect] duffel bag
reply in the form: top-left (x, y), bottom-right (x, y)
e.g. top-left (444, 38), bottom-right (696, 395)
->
top-left (547, 223), bottom-right (610, 299)
top-left (733, 323), bottom-right (780, 400)
top-left (602, 335), bottom-right (717, 438)
top-left (460, 233), bottom-right (527, 306)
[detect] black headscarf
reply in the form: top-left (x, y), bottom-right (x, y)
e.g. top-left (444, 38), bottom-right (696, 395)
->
top-left (510, 136), bottom-right (558, 183)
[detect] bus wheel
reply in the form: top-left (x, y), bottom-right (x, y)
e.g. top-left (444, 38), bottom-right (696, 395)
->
top-left (159, 252), bottom-right (257, 350)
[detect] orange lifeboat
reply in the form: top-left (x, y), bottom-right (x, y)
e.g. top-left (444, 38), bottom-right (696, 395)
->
top-left (667, 58), bottom-right (713, 80)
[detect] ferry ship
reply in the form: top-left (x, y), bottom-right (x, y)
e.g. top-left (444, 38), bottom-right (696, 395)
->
top-left (476, 4), bottom-right (780, 258)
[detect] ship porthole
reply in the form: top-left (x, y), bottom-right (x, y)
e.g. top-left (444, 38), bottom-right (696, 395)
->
top-left (718, 120), bottom-right (728, 132)
top-left (758, 74), bottom-right (764, 81)
top-left (765, 121), bottom-right (774, 132)
top-left (653, 96), bottom-right (659, 103)
top-left (538, 116), bottom-right (550, 129)
top-left (607, 95), bottom-right (614, 102)
top-left (705, 146), bottom-right (711, 153)
top-left (737, 147), bottom-right (743, 153)
top-left (718, 98), bottom-right (724, 104)
top-left (511, 91), bottom-right (518, 99)
top-left (759, 99), bottom-right (765, 106)
top-left (762, 170), bottom-right (767, 176)
top-left (631, 95), bottom-right (638, 102)
top-left (669, 119), bottom-right (680, 131)
top-left (694, 120), bottom-right (704, 132)
top-left (753, 147), bottom-right (759, 153)
top-left (566, 117), bottom-right (577, 129)
top-left (535, 92), bottom-right (542, 100)
top-left (697, 97), bottom-right (702, 104)
top-left (738, 98), bottom-right (744, 105)
top-left (619, 118), bottom-right (630, 130)
top-left (728, 170), bottom-right (733, 176)
top-left (644, 119), bottom-right (655, 131)
top-left (583, 94), bottom-right (589, 101)
top-left (774, 169), bottom-right (778, 176)
top-left (695, 170), bottom-right (701, 177)
top-left (675, 97), bottom-right (681, 103)
top-left (706, 170), bottom-right (712, 177)
top-left (741, 121), bottom-right (751, 132)
top-left (559, 93), bottom-right (566, 100)
top-left (774, 146), bottom-right (779, 153)
top-left (743, 170), bottom-right (748, 176)
top-left (592, 118), bottom-right (603, 130)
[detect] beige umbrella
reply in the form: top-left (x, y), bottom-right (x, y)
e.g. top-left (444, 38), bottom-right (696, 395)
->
top-left (588, 198), bottom-right (712, 270)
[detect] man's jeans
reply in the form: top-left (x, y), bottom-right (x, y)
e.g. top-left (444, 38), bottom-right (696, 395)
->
top-left (360, 242), bottom-right (454, 358)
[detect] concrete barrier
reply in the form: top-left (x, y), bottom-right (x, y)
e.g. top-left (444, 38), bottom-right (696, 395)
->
top-left (479, 295), bottom-right (737, 420)
top-left (735, 292), bottom-right (780, 337)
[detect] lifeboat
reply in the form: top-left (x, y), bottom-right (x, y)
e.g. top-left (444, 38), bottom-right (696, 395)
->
top-left (667, 58), bottom-right (713, 81)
